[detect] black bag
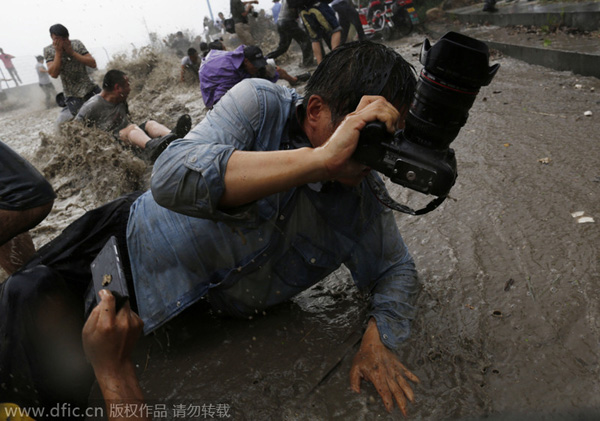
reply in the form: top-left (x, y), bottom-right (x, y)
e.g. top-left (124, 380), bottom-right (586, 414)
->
top-left (224, 18), bottom-right (236, 34)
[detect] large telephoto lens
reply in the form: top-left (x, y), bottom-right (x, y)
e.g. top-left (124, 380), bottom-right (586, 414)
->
top-left (353, 32), bottom-right (499, 211)
top-left (404, 32), bottom-right (500, 149)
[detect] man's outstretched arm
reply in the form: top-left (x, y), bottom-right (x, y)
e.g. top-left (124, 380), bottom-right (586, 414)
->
top-left (346, 208), bottom-right (420, 415)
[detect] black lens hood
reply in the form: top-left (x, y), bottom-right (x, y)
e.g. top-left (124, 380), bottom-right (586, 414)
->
top-left (420, 31), bottom-right (500, 88)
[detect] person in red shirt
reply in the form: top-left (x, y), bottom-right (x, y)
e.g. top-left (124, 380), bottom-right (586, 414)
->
top-left (0, 48), bottom-right (22, 86)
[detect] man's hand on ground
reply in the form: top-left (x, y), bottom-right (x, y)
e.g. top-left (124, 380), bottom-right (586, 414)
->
top-left (350, 318), bottom-right (419, 415)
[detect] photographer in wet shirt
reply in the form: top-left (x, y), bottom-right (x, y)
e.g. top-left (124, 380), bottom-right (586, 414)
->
top-left (132, 40), bottom-right (420, 414)
top-left (0, 41), bottom-right (420, 416)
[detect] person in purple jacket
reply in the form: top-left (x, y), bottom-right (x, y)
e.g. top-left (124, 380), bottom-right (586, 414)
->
top-left (199, 44), bottom-right (310, 109)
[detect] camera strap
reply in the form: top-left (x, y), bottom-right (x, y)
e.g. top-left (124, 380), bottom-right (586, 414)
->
top-left (366, 173), bottom-right (447, 215)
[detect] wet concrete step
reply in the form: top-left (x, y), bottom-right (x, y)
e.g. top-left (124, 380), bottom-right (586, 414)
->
top-left (449, 0), bottom-right (600, 31)
top-left (455, 25), bottom-right (600, 78)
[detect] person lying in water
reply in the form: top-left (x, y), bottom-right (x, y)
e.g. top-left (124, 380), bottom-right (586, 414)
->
top-left (75, 69), bottom-right (192, 163)
top-left (1, 41), bottom-right (420, 416)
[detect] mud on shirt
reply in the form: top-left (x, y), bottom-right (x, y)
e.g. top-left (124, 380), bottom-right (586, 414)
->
top-left (43, 39), bottom-right (96, 98)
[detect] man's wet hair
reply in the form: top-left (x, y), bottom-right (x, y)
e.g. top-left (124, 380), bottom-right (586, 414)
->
top-left (187, 48), bottom-right (197, 56)
top-left (304, 41), bottom-right (417, 125)
top-left (49, 24), bottom-right (69, 38)
top-left (103, 70), bottom-right (127, 92)
top-left (36, 55), bottom-right (44, 62)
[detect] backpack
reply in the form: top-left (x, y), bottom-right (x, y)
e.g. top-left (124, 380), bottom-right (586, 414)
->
top-left (223, 18), bottom-right (235, 34)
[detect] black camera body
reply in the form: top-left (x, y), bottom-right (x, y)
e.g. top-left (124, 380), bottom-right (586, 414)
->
top-left (354, 121), bottom-right (457, 196)
top-left (354, 32), bottom-right (499, 199)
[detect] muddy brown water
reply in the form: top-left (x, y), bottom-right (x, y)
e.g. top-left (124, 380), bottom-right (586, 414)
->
top-left (1, 28), bottom-right (599, 420)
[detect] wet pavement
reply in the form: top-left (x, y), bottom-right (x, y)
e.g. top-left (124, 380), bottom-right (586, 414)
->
top-left (426, 1), bottom-right (600, 78)
top-left (450, 0), bottom-right (600, 31)
top-left (87, 26), bottom-right (600, 419)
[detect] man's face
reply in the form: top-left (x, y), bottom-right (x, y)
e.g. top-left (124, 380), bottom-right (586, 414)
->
top-left (116, 76), bottom-right (131, 100)
top-left (242, 59), bottom-right (261, 76)
top-left (50, 34), bottom-right (68, 43)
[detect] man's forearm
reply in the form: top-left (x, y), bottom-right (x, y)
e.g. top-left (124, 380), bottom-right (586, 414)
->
top-left (95, 362), bottom-right (149, 421)
top-left (370, 269), bottom-right (419, 349)
top-left (219, 147), bottom-right (329, 208)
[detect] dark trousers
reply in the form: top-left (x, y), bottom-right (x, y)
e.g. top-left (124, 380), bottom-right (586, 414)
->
top-left (332, 0), bottom-right (366, 44)
top-left (0, 193), bottom-right (140, 418)
top-left (266, 18), bottom-right (314, 66)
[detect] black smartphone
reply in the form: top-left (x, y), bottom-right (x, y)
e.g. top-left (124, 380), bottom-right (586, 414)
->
top-left (89, 236), bottom-right (129, 313)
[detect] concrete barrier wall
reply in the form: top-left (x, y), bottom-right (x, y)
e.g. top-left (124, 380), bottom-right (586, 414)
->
top-left (1, 80), bottom-right (61, 105)
top-left (452, 10), bottom-right (600, 31)
top-left (485, 41), bottom-right (600, 78)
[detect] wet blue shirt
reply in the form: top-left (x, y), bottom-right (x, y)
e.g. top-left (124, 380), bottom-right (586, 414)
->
top-left (126, 78), bottom-right (419, 349)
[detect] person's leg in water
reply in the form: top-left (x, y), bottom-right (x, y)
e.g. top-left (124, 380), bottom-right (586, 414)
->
top-left (41, 83), bottom-right (56, 108)
top-left (119, 116), bottom-right (192, 149)
top-left (7, 67), bottom-right (21, 86)
top-left (267, 19), bottom-right (314, 67)
top-left (118, 115), bottom-right (192, 162)
top-left (332, 1), bottom-right (352, 44)
top-left (266, 20), bottom-right (295, 60)
top-left (288, 20), bottom-right (315, 67)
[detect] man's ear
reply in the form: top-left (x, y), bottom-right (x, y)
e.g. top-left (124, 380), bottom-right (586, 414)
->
top-left (303, 95), bottom-right (334, 148)
top-left (304, 95), bottom-right (326, 128)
